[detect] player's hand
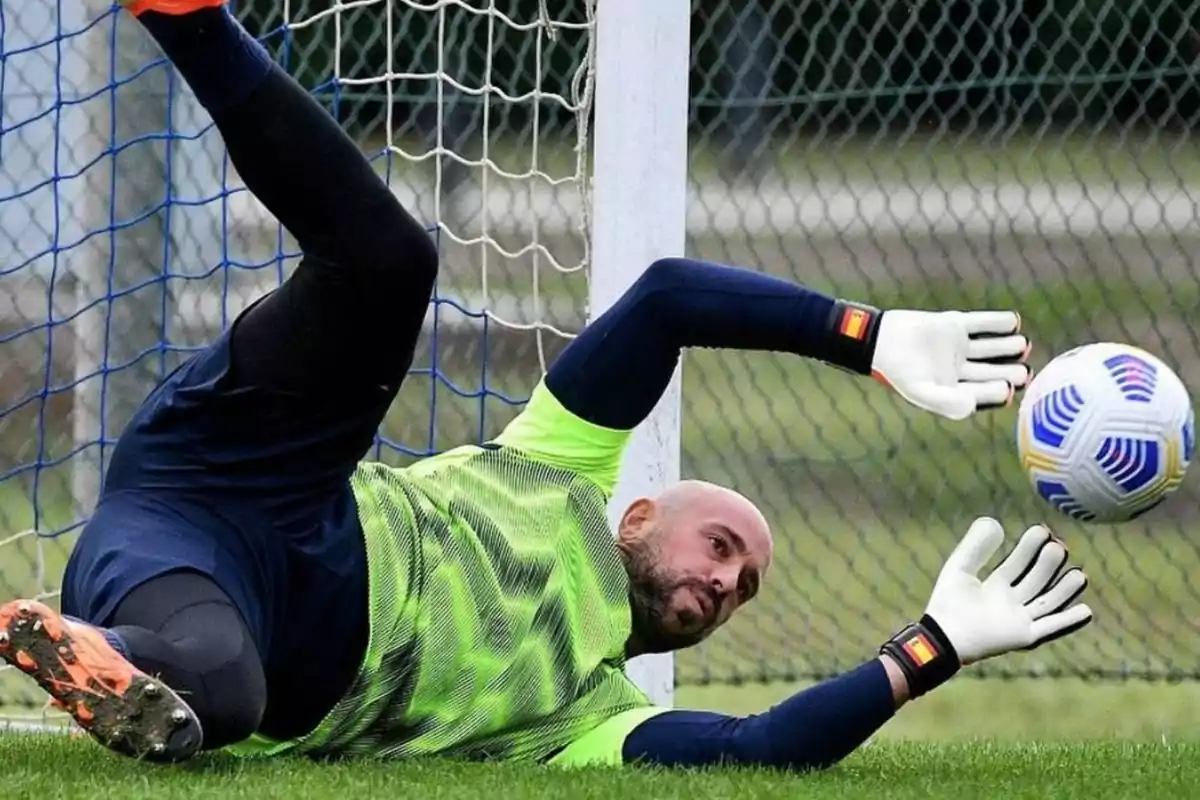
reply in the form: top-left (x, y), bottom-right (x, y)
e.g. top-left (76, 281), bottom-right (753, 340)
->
top-left (926, 517), bottom-right (1093, 662)
top-left (871, 309), bottom-right (1033, 421)
top-left (879, 517), bottom-right (1093, 697)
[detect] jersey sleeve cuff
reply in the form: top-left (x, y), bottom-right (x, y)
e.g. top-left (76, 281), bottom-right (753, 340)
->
top-left (493, 381), bottom-right (633, 493)
top-left (546, 706), bottom-right (670, 768)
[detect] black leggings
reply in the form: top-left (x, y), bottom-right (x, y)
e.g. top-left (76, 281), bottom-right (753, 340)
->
top-left (104, 12), bottom-right (438, 750)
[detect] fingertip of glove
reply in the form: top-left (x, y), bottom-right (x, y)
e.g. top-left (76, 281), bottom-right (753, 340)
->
top-left (1018, 523), bottom-right (1055, 553)
top-left (968, 516), bottom-right (1005, 537)
top-left (1030, 521), bottom-right (1070, 556)
top-left (1017, 362), bottom-right (1034, 388)
top-left (1071, 603), bottom-right (1096, 629)
top-left (975, 381), bottom-right (1016, 412)
top-left (1045, 525), bottom-right (1068, 555)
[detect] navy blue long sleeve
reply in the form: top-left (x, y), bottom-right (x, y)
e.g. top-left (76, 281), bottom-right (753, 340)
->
top-left (545, 258), bottom-right (869, 430)
top-left (622, 659), bottom-right (896, 771)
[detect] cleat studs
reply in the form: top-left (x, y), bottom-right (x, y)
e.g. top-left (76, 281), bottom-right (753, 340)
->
top-left (171, 709), bottom-right (188, 725)
top-left (151, 743), bottom-right (166, 755)
top-left (143, 683), bottom-right (161, 698)
top-left (17, 602), bottom-right (30, 615)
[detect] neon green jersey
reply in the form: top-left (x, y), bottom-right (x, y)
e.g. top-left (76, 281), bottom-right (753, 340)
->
top-left (228, 381), bottom-right (659, 763)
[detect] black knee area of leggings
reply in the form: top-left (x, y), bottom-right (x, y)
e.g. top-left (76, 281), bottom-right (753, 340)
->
top-left (363, 197), bottom-right (440, 305)
top-left (317, 188), bottom-right (439, 316)
top-left (108, 572), bottom-right (267, 751)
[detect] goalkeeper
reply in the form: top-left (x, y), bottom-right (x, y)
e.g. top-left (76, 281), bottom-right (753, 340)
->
top-left (1, 0), bottom-right (1093, 769)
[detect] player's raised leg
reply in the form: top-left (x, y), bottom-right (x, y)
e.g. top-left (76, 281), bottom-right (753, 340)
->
top-left (1, 0), bottom-right (437, 762)
top-left (125, 0), bottom-right (439, 478)
top-left (89, 1), bottom-right (440, 526)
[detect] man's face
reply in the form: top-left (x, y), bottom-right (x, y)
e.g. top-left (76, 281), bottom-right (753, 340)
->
top-left (617, 481), bottom-right (772, 654)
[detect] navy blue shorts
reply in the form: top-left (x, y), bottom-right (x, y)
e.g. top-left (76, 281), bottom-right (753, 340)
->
top-left (61, 315), bottom-right (378, 676)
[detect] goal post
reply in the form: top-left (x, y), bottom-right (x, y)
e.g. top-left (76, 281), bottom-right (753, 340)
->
top-left (589, 0), bottom-right (690, 708)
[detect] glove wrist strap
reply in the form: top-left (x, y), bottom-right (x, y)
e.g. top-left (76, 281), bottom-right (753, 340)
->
top-left (879, 614), bottom-right (961, 698)
top-left (824, 301), bottom-right (883, 375)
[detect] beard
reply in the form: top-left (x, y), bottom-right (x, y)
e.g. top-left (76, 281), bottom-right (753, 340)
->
top-left (621, 535), bottom-right (714, 654)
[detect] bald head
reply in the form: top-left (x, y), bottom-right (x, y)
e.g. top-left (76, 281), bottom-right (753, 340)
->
top-left (657, 480), bottom-right (773, 561)
top-left (616, 480), bottom-right (773, 656)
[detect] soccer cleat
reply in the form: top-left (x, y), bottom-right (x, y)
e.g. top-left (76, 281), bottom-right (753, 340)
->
top-left (0, 600), bottom-right (203, 762)
top-left (124, 0), bottom-right (227, 17)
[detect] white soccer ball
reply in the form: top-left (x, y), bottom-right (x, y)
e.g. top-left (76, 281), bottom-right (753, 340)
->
top-left (1016, 342), bottom-right (1194, 523)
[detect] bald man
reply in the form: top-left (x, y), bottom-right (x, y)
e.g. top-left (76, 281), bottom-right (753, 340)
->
top-left (617, 480), bottom-right (772, 653)
top-left (0, 0), bottom-right (1093, 770)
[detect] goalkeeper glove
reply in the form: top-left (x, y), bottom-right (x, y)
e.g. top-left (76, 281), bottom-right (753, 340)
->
top-left (879, 517), bottom-right (1093, 698)
top-left (827, 302), bottom-right (1032, 421)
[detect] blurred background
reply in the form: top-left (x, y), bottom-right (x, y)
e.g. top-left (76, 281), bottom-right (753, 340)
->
top-left (3, 0), bottom-right (1200, 737)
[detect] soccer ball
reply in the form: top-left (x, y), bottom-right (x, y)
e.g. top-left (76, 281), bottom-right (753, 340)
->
top-left (1016, 342), bottom-right (1194, 523)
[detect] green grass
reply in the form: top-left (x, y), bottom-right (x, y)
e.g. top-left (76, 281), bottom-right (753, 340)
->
top-left (5, 675), bottom-right (1200, 743)
top-left (1, 735), bottom-right (1199, 800)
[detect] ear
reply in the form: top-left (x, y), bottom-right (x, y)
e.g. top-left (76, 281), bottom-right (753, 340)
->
top-left (617, 497), bottom-right (657, 544)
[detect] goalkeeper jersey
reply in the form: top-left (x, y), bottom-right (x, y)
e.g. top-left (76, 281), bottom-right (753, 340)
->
top-left (229, 381), bottom-right (655, 762)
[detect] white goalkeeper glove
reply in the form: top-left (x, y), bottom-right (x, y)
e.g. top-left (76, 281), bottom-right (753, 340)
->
top-left (827, 302), bottom-right (1033, 421)
top-left (879, 517), bottom-right (1093, 697)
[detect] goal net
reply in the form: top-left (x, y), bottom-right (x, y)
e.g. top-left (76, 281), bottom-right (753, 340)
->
top-left (4, 0), bottom-right (1200, 729)
top-left (0, 0), bottom-right (666, 724)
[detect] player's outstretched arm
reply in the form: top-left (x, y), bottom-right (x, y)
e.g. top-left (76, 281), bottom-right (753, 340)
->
top-left (606, 518), bottom-right (1092, 772)
top-left (544, 258), bottom-right (1034, 432)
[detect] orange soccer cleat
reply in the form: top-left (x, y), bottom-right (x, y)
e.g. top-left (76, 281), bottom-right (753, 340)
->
top-left (124, 0), bottom-right (227, 17)
top-left (0, 600), bottom-right (202, 761)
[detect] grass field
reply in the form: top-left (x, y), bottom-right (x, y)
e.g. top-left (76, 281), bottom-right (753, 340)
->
top-left (2, 735), bottom-right (1199, 800)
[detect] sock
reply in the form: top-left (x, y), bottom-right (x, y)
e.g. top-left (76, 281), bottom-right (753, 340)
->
top-left (63, 615), bottom-right (131, 660)
top-left (137, 6), bottom-right (273, 117)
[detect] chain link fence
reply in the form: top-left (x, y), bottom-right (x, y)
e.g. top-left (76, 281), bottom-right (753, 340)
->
top-left (679, 0), bottom-right (1200, 685)
top-left (2, 0), bottom-right (1199, 715)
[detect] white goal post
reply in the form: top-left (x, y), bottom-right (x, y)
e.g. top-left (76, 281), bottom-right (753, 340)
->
top-left (590, 0), bottom-right (690, 708)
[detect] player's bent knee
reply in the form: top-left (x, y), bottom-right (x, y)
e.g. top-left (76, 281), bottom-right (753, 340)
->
top-left (344, 193), bottom-right (440, 303)
top-left (105, 572), bottom-right (269, 749)
top-left (375, 218), bottom-right (439, 300)
top-left (188, 640), bottom-right (268, 749)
